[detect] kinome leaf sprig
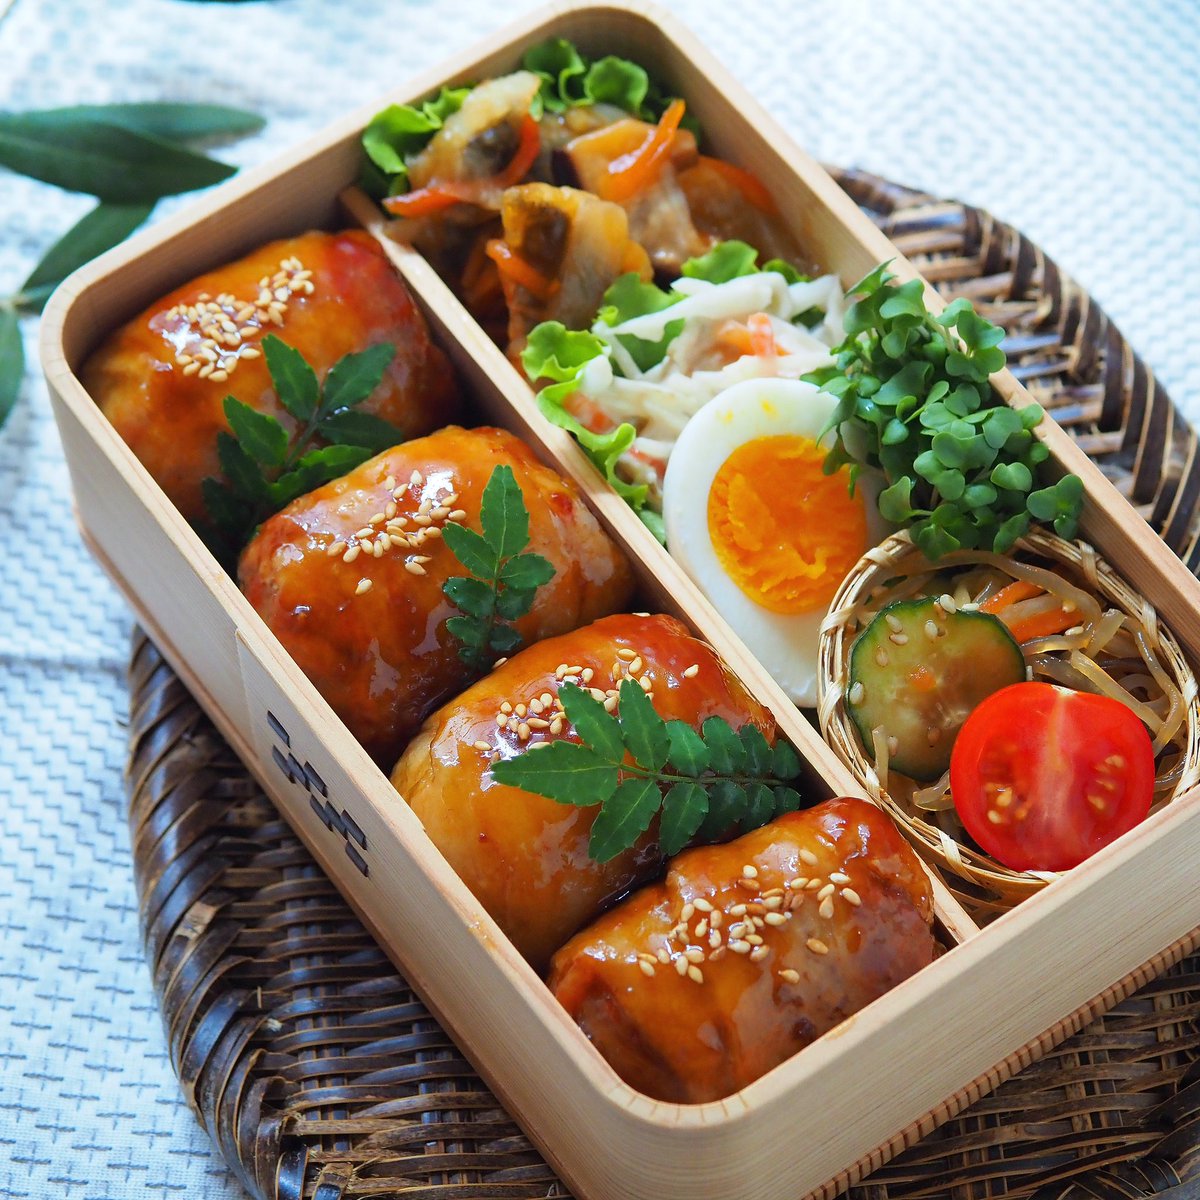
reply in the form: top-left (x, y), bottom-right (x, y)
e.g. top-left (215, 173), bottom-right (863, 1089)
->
top-left (493, 680), bottom-right (805, 862)
top-left (440, 464), bottom-right (556, 671)
top-left (201, 335), bottom-right (402, 563)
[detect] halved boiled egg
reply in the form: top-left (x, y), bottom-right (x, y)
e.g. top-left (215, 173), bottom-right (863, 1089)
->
top-left (662, 377), bottom-right (889, 706)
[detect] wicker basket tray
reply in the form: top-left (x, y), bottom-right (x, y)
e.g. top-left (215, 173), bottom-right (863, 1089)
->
top-left (126, 170), bottom-right (1200, 1199)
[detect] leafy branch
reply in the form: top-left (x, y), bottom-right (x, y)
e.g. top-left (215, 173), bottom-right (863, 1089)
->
top-left (0, 102), bottom-right (265, 430)
top-left (201, 336), bottom-right (401, 562)
top-left (492, 680), bottom-right (805, 861)
top-left (805, 263), bottom-right (1084, 559)
top-left (441, 465), bottom-right (555, 670)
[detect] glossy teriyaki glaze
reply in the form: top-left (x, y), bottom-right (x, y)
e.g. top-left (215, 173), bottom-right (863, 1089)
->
top-left (391, 612), bottom-right (777, 970)
top-left (549, 797), bottom-right (936, 1102)
top-left (239, 425), bottom-right (634, 768)
top-left (84, 230), bottom-right (460, 523)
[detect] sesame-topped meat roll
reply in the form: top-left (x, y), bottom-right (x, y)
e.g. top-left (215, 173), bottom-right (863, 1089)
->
top-left (548, 798), bottom-right (936, 1102)
top-left (391, 612), bottom-right (776, 970)
top-left (239, 426), bottom-right (634, 768)
top-left (83, 230), bottom-right (459, 524)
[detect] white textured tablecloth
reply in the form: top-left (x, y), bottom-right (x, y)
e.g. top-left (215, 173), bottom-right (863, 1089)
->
top-left (1, 1), bottom-right (1197, 1196)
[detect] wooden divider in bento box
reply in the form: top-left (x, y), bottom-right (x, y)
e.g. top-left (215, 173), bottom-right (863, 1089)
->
top-left (37, 3), bottom-right (1200, 1199)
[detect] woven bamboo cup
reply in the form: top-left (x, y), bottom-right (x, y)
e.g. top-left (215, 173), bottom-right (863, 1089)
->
top-left (817, 528), bottom-right (1200, 914)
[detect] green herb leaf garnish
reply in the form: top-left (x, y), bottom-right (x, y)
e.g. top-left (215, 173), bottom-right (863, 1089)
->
top-left (441, 464), bottom-right (556, 670)
top-left (200, 335), bottom-right (400, 561)
top-left (805, 264), bottom-right (1083, 558)
top-left (492, 681), bottom-right (806, 860)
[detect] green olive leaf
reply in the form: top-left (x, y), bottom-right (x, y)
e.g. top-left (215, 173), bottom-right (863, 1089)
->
top-left (0, 309), bottom-right (23, 431)
top-left (0, 110), bottom-right (235, 200)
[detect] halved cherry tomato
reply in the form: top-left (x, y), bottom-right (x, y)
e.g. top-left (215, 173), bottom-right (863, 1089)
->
top-left (950, 682), bottom-right (1154, 871)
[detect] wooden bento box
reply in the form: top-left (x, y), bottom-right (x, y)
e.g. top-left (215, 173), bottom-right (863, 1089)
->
top-left (40, 3), bottom-right (1200, 1198)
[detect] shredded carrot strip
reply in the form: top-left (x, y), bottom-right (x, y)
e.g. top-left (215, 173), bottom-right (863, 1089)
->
top-left (492, 114), bottom-right (541, 187)
top-left (382, 184), bottom-right (462, 218)
top-left (485, 239), bottom-right (560, 301)
top-left (605, 99), bottom-right (686, 203)
top-left (979, 580), bottom-right (1043, 613)
top-left (716, 320), bottom-right (755, 357)
top-left (460, 232), bottom-right (503, 312)
top-left (701, 155), bottom-right (777, 212)
top-left (979, 580), bottom-right (1077, 642)
top-left (384, 114), bottom-right (541, 217)
top-left (1007, 607), bottom-right (1081, 644)
top-left (748, 312), bottom-right (777, 358)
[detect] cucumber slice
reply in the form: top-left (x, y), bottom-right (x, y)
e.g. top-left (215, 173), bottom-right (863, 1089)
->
top-left (846, 597), bottom-right (1026, 781)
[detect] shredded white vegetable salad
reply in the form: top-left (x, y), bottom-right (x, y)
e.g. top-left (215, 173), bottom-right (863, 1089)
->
top-left (579, 272), bottom-right (844, 505)
top-left (521, 258), bottom-right (848, 519)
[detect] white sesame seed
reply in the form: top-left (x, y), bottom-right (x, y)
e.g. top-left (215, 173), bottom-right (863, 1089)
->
top-left (842, 888), bottom-right (862, 907)
top-left (807, 938), bottom-right (829, 955)
top-left (817, 883), bottom-right (835, 900)
top-left (343, 545), bottom-right (361, 564)
top-left (656, 948), bottom-right (671, 965)
top-left (684, 948), bottom-right (704, 964)
top-left (764, 912), bottom-right (789, 926)
top-left (448, 509), bottom-right (467, 521)
top-left (683, 663), bottom-right (700, 678)
top-left (939, 594), bottom-right (957, 614)
top-left (925, 620), bottom-right (940, 640)
top-left (874, 647), bottom-right (889, 667)
top-left (819, 898), bottom-right (835, 920)
top-left (742, 865), bottom-right (758, 879)
top-left (638, 960), bottom-right (655, 978)
top-left (680, 903), bottom-right (695, 922)
top-left (729, 940), bottom-right (751, 955)
top-left (799, 849), bottom-right (818, 867)
top-left (473, 740), bottom-right (490, 751)
top-left (687, 965), bottom-right (704, 984)
top-left (885, 613), bottom-right (903, 633)
top-left (749, 946), bottom-right (769, 962)
top-left (829, 872), bottom-right (851, 885)
top-left (674, 955), bottom-right (689, 976)
top-left (889, 632), bottom-right (909, 645)
top-left (779, 969), bottom-right (801, 984)
top-left (404, 562), bottom-right (426, 576)
top-left (355, 578), bottom-right (372, 595)
top-left (326, 540), bottom-right (346, 558)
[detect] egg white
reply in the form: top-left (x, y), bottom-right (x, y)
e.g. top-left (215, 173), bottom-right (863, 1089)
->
top-left (661, 377), bottom-right (888, 707)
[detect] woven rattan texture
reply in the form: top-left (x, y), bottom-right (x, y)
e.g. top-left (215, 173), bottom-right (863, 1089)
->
top-left (123, 174), bottom-right (1200, 1199)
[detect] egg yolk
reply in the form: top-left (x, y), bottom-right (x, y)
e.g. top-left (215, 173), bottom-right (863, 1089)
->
top-left (707, 434), bottom-right (868, 614)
